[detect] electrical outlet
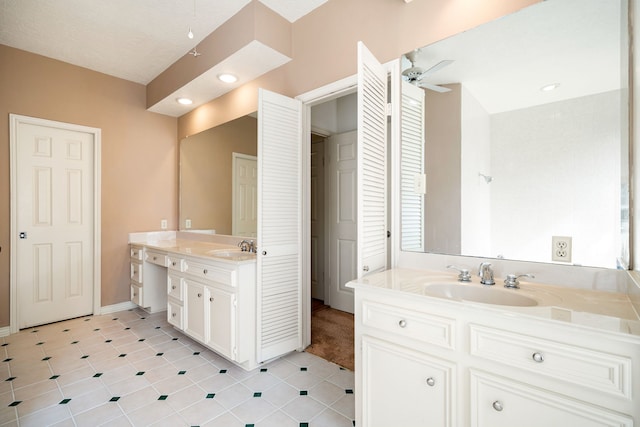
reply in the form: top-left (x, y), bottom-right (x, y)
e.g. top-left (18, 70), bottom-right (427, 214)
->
top-left (552, 236), bottom-right (572, 263)
top-left (185, 219), bottom-right (192, 229)
top-left (160, 219), bottom-right (167, 230)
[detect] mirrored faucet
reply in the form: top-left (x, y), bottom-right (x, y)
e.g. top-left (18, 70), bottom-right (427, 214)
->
top-left (478, 262), bottom-right (495, 286)
top-left (238, 239), bottom-right (256, 253)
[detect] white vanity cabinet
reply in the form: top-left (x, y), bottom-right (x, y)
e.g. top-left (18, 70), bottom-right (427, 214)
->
top-left (166, 253), bottom-right (254, 366)
top-left (357, 297), bottom-right (457, 427)
top-left (352, 280), bottom-right (639, 427)
top-left (129, 245), bottom-right (167, 313)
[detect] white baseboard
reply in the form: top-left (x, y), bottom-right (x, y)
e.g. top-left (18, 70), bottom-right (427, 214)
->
top-left (0, 326), bottom-right (10, 338)
top-left (100, 301), bottom-right (137, 314)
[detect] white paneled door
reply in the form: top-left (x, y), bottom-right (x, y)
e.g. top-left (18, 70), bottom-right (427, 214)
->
top-left (328, 131), bottom-right (357, 313)
top-left (232, 153), bottom-right (258, 237)
top-left (12, 116), bottom-right (98, 329)
top-left (257, 89), bottom-right (303, 362)
top-left (357, 42), bottom-right (388, 277)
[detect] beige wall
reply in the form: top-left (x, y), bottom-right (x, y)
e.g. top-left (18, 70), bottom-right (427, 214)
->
top-left (0, 45), bottom-right (177, 327)
top-left (425, 84), bottom-right (462, 254)
top-left (0, 0), bottom-right (540, 328)
top-left (177, 0), bottom-right (540, 138)
top-left (180, 116), bottom-right (257, 233)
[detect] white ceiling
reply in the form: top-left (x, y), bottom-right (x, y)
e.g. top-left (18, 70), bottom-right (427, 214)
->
top-left (404, 0), bottom-right (623, 114)
top-left (0, 0), bottom-right (327, 85)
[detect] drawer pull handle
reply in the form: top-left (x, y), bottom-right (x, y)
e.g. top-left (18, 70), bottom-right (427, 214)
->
top-left (398, 319), bottom-right (407, 328)
top-left (492, 401), bottom-right (503, 412)
top-left (172, 313), bottom-right (176, 317)
top-left (172, 261), bottom-right (177, 266)
top-left (203, 269), bottom-right (208, 275)
top-left (153, 256), bottom-right (157, 260)
top-left (197, 293), bottom-right (202, 298)
top-left (426, 377), bottom-right (435, 387)
top-left (532, 352), bottom-right (545, 363)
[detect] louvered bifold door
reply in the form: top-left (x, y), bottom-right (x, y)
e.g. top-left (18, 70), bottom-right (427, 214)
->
top-left (357, 41), bottom-right (388, 278)
top-left (257, 89), bottom-right (303, 362)
top-left (400, 81), bottom-right (426, 251)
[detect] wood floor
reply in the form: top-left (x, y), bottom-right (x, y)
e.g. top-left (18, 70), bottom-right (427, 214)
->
top-left (305, 299), bottom-right (355, 371)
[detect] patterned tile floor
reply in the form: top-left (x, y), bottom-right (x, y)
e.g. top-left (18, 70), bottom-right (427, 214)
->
top-left (0, 309), bottom-right (355, 426)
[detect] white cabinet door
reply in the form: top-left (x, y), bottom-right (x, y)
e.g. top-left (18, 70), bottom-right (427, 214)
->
top-left (357, 41), bottom-right (388, 278)
top-left (256, 89), bottom-right (303, 362)
top-left (184, 280), bottom-right (206, 342)
top-left (362, 336), bottom-right (455, 427)
top-left (470, 371), bottom-right (633, 427)
top-left (206, 286), bottom-right (236, 360)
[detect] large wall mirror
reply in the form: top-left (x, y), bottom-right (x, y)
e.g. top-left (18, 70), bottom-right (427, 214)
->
top-left (179, 114), bottom-right (257, 237)
top-left (399, 0), bottom-right (630, 269)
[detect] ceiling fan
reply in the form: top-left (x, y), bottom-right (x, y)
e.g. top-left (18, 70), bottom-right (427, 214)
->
top-left (402, 50), bottom-right (454, 93)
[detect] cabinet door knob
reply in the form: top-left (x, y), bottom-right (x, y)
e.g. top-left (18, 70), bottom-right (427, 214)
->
top-left (172, 313), bottom-right (176, 317)
top-left (197, 293), bottom-right (202, 298)
top-left (209, 297), bottom-right (214, 302)
top-left (426, 377), bottom-right (435, 387)
top-left (492, 401), bottom-right (503, 412)
top-left (398, 319), bottom-right (407, 328)
top-left (172, 261), bottom-right (177, 266)
top-left (203, 269), bottom-right (208, 275)
top-left (262, 250), bottom-right (267, 256)
top-left (172, 285), bottom-right (176, 290)
top-left (532, 352), bottom-right (545, 363)
top-left (153, 256), bottom-right (157, 260)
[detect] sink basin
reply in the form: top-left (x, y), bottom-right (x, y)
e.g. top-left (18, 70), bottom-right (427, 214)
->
top-left (206, 248), bottom-right (255, 259)
top-left (423, 283), bottom-right (538, 307)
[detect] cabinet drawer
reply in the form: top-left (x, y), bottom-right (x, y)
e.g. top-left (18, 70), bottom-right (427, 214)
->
top-left (470, 370), bottom-right (633, 427)
top-left (469, 324), bottom-right (632, 399)
top-left (362, 300), bottom-right (455, 350)
top-left (130, 262), bottom-right (142, 283)
top-left (131, 283), bottom-right (142, 306)
top-left (167, 300), bottom-right (183, 329)
top-left (167, 274), bottom-right (184, 301)
top-left (145, 250), bottom-right (168, 267)
top-left (130, 246), bottom-right (143, 260)
top-left (184, 259), bottom-right (236, 286)
top-left (168, 256), bottom-right (185, 272)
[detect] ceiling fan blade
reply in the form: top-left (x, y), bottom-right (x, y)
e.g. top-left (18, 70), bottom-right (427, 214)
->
top-left (417, 59), bottom-right (454, 80)
top-left (418, 82), bottom-right (452, 93)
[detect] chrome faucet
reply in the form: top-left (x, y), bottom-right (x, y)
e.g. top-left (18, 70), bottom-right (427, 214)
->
top-left (478, 262), bottom-right (495, 285)
top-left (504, 273), bottom-right (535, 289)
top-left (447, 265), bottom-right (472, 282)
top-left (237, 239), bottom-right (256, 253)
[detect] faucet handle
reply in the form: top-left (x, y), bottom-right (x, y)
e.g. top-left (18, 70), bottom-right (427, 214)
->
top-left (504, 273), bottom-right (535, 289)
top-left (447, 265), bottom-right (472, 282)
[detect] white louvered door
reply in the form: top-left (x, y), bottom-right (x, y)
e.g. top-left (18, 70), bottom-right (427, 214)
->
top-left (257, 89), bottom-right (303, 362)
top-left (357, 42), bottom-right (388, 278)
top-left (400, 81), bottom-right (426, 251)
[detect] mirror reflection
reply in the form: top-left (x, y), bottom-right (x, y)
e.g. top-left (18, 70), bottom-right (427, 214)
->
top-left (400, 0), bottom-right (629, 269)
top-left (179, 114), bottom-right (257, 237)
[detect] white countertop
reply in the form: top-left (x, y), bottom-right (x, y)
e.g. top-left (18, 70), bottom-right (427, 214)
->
top-left (132, 238), bottom-right (257, 263)
top-left (348, 268), bottom-right (640, 337)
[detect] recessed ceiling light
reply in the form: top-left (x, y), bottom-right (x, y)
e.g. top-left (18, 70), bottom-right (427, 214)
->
top-left (541, 83), bottom-right (560, 92)
top-left (218, 73), bottom-right (238, 83)
top-left (176, 97), bottom-right (193, 105)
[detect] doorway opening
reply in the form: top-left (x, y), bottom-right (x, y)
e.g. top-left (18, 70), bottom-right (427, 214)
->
top-left (304, 91), bottom-right (357, 370)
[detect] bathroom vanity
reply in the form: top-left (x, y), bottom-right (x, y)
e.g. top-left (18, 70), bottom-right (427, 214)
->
top-left (348, 269), bottom-right (640, 427)
top-left (128, 233), bottom-right (269, 370)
